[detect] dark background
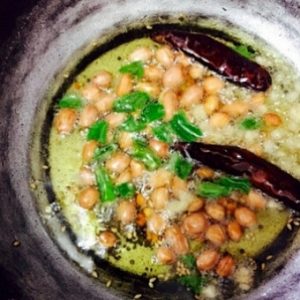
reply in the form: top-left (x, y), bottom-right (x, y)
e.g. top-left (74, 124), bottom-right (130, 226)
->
top-left (0, 1), bottom-right (39, 298)
top-left (0, 0), bottom-right (38, 44)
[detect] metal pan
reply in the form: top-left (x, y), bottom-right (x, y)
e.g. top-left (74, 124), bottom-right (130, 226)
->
top-left (1, 1), bottom-right (300, 299)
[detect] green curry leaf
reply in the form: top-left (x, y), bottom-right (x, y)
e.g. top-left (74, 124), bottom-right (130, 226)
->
top-left (240, 117), bottom-right (262, 130)
top-left (232, 44), bottom-right (255, 59)
top-left (119, 61), bottom-right (144, 79)
top-left (58, 94), bottom-right (83, 109)
top-left (181, 254), bottom-right (196, 270)
top-left (178, 275), bottom-right (208, 294)
top-left (87, 120), bottom-right (108, 143)
top-left (113, 91), bottom-right (150, 113)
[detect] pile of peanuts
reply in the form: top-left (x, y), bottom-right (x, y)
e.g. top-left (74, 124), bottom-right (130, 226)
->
top-left (54, 44), bottom-right (282, 136)
top-left (53, 43), bottom-right (273, 276)
top-left (153, 166), bottom-right (267, 278)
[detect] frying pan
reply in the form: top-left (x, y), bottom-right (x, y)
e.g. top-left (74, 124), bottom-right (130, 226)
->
top-left (1, 0), bottom-right (300, 299)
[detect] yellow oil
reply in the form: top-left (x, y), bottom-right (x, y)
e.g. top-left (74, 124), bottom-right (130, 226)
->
top-left (49, 37), bottom-right (290, 278)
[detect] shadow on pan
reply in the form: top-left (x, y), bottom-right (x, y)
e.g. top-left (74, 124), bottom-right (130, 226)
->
top-left (0, 2), bottom-right (43, 299)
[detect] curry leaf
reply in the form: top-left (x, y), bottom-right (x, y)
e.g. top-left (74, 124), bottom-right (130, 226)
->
top-left (93, 144), bottom-right (118, 162)
top-left (233, 44), bottom-right (255, 59)
top-left (240, 117), bottom-right (262, 130)
top-left (181, 254), bottom-right (196, 270)
top-left (115, 182), bottom-right (136, 199)
top-left (140, 102), bottom-right (165, 123)
top-left (113, 91), bottom-right (150, 113)
top-left (119, 61), bottom-right (144, 79)
top-left (170, 112), bottom-right (202, 142)
top-left (120, 115), bottom-right (147, 132)
top-left (152, 123), bottom-right (174, 144)
top-left (58, 94), bottom-right (83, 109)
top-left (178, 275), bottom-right (208, 294)
top-left (131, 143), bottom-right (161, 171)
top-left (169, 153), bottom-right (194, 180)
top-left (87, 120), bottom-right (108, 143)
top-left (95, 167), bottom-right (116, 202)
top-left (197, 176), bottom-right (251, 198)
top-left (197, 182), bottom-right (230, 198)
top-left (215, 176), bottom-right (251, 194)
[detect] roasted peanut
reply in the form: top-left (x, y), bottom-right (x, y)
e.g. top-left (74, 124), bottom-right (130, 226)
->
top-left (164, 226), bottom-right (189, 255)
top-left (227, 220), bottom-right (243, 242)
top-left (234, 207), bottom-right (257, 228)
top-left (82, 140), bottom-right (98, 163)
top-left (118, 131), bottom-right (133, 151)
top-left (116, 74), bottom-right (132, 96)
top-left (245, 190), bottom-right (267, 210)
top-left (115, 168), bottom-right (132, 184)
top-left (105, 152), bottom-right (131, 174)
top-left (144, 65), bottom-right (164, 82)
top-left (78, 167), bottom-right (96, 186)
top-left (98, 231), bottom-right (117, 248)
top-left (172, 176), bottom-right (188, 198)
top-left (92, 70), bottom-right (112, 89)
top-left (203, 95), bottom-right (220, 116)
top-left (216, 255), bottom-right (235, 277)
top-left (79, 104), bottom-right (98, 128)
top-left (163, 65), bottom-right (185, 90)
top-left (147, 214), bottom-right (166, 235)
top-left (156, 46), bottom-right (175, 68)
top-left (105, 112), bottom-right (126, 128)
top-left (187, 198), bottom-right (205, 213)
top-left (182, 212), bottom-right (207, 238)
top-left (156, 247), bottom-right (176, 265)
top-left (136, 82), bottom-right (160, 98)
top-left (82, 83), bottom-right (103, 102)
top-left (196, 166), bottom-right (215, 179)
top-left (94, 93), bottom-right (116, 113)
top-left (116, 200), bottom-right (137, 225)
top-left (196, 249), bottom-right (220, 271)
top-left (160, 90), bottom-right (179, 121)
top-left (221, 101), bottom-right (248, 117)
top-left (210, 112), bottom-right (230, 128)
top-left (203, 76), bottom-right (224, 95)
top-left (149, 139), bottom-right (169, 158)
top-left (263, 112), bottom-right (282, 127)
top-left (54, 108), bottom-right (77, 134)
top-left (180, 84), bottom-right (204, 108)
top-left (129, 46), bottom-right (152, 62)
top-left (149, 169), bottom-right (173, 189)
top-left (205, 224), bottom-right (227, 247)
top-left (78, 187), bottom-right (99, 210)
top-left (130, 160), bottom-right (145, 178)
top-left (151, 187), bottom-right (169, 210)
top-left (205, 202), bottom-right (225, 221)
top-left (176, 52), bottom-right (190, 67)
top-left (189, 64), bottom-right (204, 80)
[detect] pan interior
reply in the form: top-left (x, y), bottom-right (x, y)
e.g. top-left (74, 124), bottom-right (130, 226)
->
top-left (30, 15), bottom-right (300, 300)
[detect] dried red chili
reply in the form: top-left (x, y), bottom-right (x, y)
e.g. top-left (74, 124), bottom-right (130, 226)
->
top-left (151, 30), bottom-right (272, 91)
top-left (175, 142), bottom-right (300, 211)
